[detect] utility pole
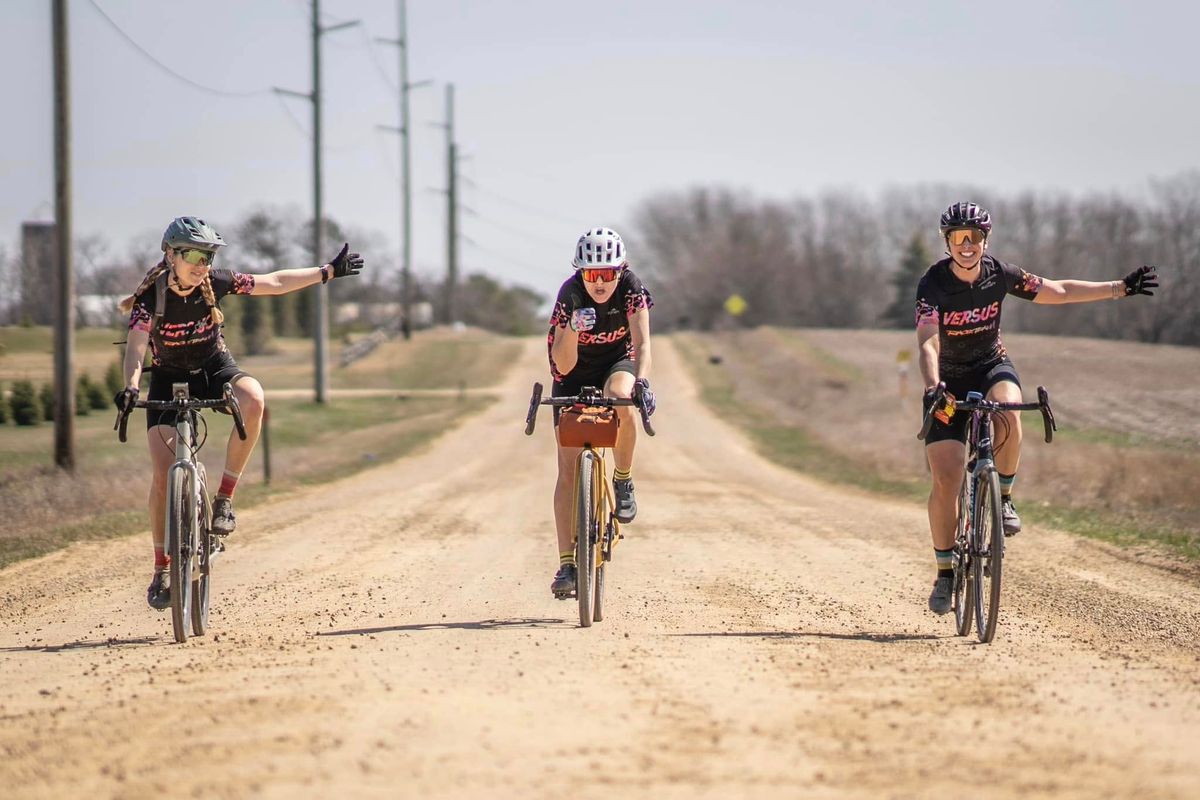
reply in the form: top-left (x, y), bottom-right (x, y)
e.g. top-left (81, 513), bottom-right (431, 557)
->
top-left (274, 1), bottom-right (356, 403)
top-left (444, 83), bottom-right (459, 325)
top-left (52, 0), bottom-right (75, 470)
top-left (376, 0), bottom-right (431, 340)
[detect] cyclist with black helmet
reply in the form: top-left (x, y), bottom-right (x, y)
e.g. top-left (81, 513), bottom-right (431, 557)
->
top-left (115, 216), bottom-right (364, 610)
top-left (546, 227), bottom-right (656, 597)
top-left (918, 202), bottom-right (1158, 615)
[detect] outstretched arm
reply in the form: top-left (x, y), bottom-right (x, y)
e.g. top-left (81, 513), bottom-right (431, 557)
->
top-left (1034, 265), bottom-right (1159, 305)
top-left (250, 244), bottom-right (364, 296)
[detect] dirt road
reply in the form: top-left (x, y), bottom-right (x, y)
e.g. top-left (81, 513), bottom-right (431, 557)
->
top-left (2, 338), bottom-right (1198, 799)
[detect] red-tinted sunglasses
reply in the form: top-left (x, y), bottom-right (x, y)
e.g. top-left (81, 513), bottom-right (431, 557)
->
top-left (580, 267), bottom-right (622, 283)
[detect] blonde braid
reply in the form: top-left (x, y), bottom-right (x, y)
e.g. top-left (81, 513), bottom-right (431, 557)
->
top-left (118, 260), bottom-right (168, 315)
top-left (199, 274), bottom-right (225, 325)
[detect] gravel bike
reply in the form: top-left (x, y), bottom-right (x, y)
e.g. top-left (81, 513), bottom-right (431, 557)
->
top-left (116, 382), bottom-right (246, 643)
top-left (919, 383), bottom-right (1055, 642)
top-left (525, 383), bottom-right (654, 628)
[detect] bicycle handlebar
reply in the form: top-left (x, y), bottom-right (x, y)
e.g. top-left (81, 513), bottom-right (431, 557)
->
top-left (524, 382), bottom-right (655, 438)
top-left (917, 382), bottom-right (1056, 444)
top-left (115, 382), bottom-right (247, 443)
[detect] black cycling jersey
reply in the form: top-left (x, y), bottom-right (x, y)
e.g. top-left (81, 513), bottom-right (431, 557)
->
top-left (915, 255), bottom-right (1043, 377)
top-left (128, 268), bottom-right (256, 372)
top-left (547, 269), bottom-right (653, 383)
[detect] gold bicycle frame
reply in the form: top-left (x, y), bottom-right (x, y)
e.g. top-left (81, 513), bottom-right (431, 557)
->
top-left (570, 445), bottom-right (621, 569)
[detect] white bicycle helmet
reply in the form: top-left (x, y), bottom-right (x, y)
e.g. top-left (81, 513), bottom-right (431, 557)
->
top-left (572, 227), bottom-right (627, 269)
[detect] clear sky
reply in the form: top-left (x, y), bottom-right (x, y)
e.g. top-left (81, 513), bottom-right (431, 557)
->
top-left (3, 0), bottom-right (1198, 292)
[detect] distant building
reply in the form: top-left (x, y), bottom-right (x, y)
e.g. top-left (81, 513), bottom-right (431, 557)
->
top-left (21, 222), bottom-right (57, 325)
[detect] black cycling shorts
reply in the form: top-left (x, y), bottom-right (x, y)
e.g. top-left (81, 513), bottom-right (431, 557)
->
top-left (924, 359), bottom-right (1021, 445)
top-left (145, 351), bottom-right (249, 430)
top-left (551, 359), bottom-right (636, 425)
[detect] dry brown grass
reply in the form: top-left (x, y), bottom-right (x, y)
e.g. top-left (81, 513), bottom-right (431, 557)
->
top-left (679, 327), bottom-right (1200, 551)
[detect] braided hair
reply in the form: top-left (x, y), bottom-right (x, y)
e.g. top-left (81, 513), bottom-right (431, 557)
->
top-left (117, 254), bottom-right (224, 326)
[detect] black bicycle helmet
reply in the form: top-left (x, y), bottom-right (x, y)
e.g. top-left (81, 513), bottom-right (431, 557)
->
top-left (161, 216), bottom-right (226, 252)
top-left (939, 202), bottom-right (992, 236)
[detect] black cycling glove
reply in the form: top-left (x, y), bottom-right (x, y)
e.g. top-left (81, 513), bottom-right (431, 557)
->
top-left (328, 243), bottom-right (364, 279)
top-left (1122, 265), bottom-right (1159, 296)
top-left (114, 387), bottom-right (139, 414)
top-left (632, 378), bottom-right (656, 417)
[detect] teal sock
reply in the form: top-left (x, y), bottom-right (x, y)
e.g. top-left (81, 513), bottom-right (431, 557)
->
top-left (935, 548), bottom-right (954, 578)
top-left (998, 472), bottom-right (1016, 498)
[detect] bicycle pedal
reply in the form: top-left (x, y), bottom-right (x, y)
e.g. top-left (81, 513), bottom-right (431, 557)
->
top-left (552, 590), bottom-right (574, 600)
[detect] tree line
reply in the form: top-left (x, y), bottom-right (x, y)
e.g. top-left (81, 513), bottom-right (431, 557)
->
top-left (632, 171), bottom-right (1200, 346)
top-left (0, 205), bottom-right (546, 343)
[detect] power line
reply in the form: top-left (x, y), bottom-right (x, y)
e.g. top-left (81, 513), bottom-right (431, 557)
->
top-left (462, 236), bottom-right (558, 277)
top-left (469, 183), bottom-right (584, 227)
top-left (87, 0), bottom-right (269, 98)
top-left (469, 208), bottom-right (565, 249)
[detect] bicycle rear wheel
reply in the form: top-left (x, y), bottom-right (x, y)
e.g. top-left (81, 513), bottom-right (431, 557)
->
top-left (575, 453), bottom-right (596, 628)
top-left (972, 469), bottom-right (1004, 642)
top-left (953, 476), bottom-right (972, 636)
top-left (593, 518), bottom-right (614, 623)
top-left (167, 468), bottom-right (195, 643)
top-left (191, 484), bottom-right (212, 637)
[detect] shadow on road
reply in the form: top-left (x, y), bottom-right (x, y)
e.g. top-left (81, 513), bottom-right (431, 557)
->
top-left (0, 635), bottom-right (160, 653)
top-left (317, 617), bottom-right (566, 637)
top-left (673, 630), bottom-right (942, 643)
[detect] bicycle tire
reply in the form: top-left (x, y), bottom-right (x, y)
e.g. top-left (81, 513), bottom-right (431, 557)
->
top-left (167, 468), bottom-right (194, 643)
top-left (953, 477), bottom-right (972, 637)
top-left (973, 469), bottom-right (1004, 642)
top-left (575, 453), bottom-right (596, 628)
top-left (191, 480), bottom-right (211, 637)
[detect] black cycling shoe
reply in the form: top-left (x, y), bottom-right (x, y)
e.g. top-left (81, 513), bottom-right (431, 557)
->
top-left (613, 478), bottom-right (637, 524)
top-left (928, 575), bottom-right (953, 615)
top-left (147, 569), bottom-right (171, 611)
top-left (211, 496), bottom-right (236, 536)
top-left (1001, 497), bottom-right (1021, 537)
top-left (551, 564), bottom-right (577, 598)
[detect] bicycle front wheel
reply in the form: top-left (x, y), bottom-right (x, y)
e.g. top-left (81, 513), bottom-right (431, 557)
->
top-left (972, 469), bottom-right (1004, 643)
top-left (167, 468), bottom-right (195, 643)
top-left (575, 453), bottom-right (597, 628)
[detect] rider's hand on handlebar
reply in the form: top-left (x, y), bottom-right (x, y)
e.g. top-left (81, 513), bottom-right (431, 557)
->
top-left (569, 307), bottom-right (597, 333)
top-left (113, 386), bottom-right (139, 414)
top-left (328, 243), bottom-right (364, 279)
top-left (924, 385), bottom-right (955, 425)
top-left (632, 378), bottom-right (656, 417)
top-left (1122, 265), bottom-right (1158, 296)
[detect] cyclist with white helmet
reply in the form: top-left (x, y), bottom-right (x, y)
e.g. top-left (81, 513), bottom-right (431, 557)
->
top-left (115, 216), bottom-right (364, 610)
top-left (918, 202), bottom-right (1159, 614)
top-left (546, 227), bottom-right (655, 597)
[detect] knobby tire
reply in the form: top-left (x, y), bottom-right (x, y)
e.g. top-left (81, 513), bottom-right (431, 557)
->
top-left (191, 470), bottom-right (212, 637)
top-left (575, 453), bottom-right (596, 628)
top-left (973, 469), bottom-right (1004, 642)
top-left (953, 476), bottom-right (973, 637)
top-left (167, 469), bottom-right (194, 643)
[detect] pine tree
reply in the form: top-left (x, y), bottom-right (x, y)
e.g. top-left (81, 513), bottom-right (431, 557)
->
top-left (885, 234), bottom-right (933, 329)
top-left (11, 380), bottom-right (42, 426)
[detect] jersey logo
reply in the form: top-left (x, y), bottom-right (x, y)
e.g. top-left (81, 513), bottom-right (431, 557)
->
top-left (942, 302), bottom-right (999, 327)
top-left (579, 326), bottom-right (628, 345)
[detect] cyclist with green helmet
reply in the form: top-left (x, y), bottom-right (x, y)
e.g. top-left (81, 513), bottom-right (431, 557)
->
top-left (116, 216), bottom-right (364, 610)
top-left (917, 202), bottom-right (1159, 615)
